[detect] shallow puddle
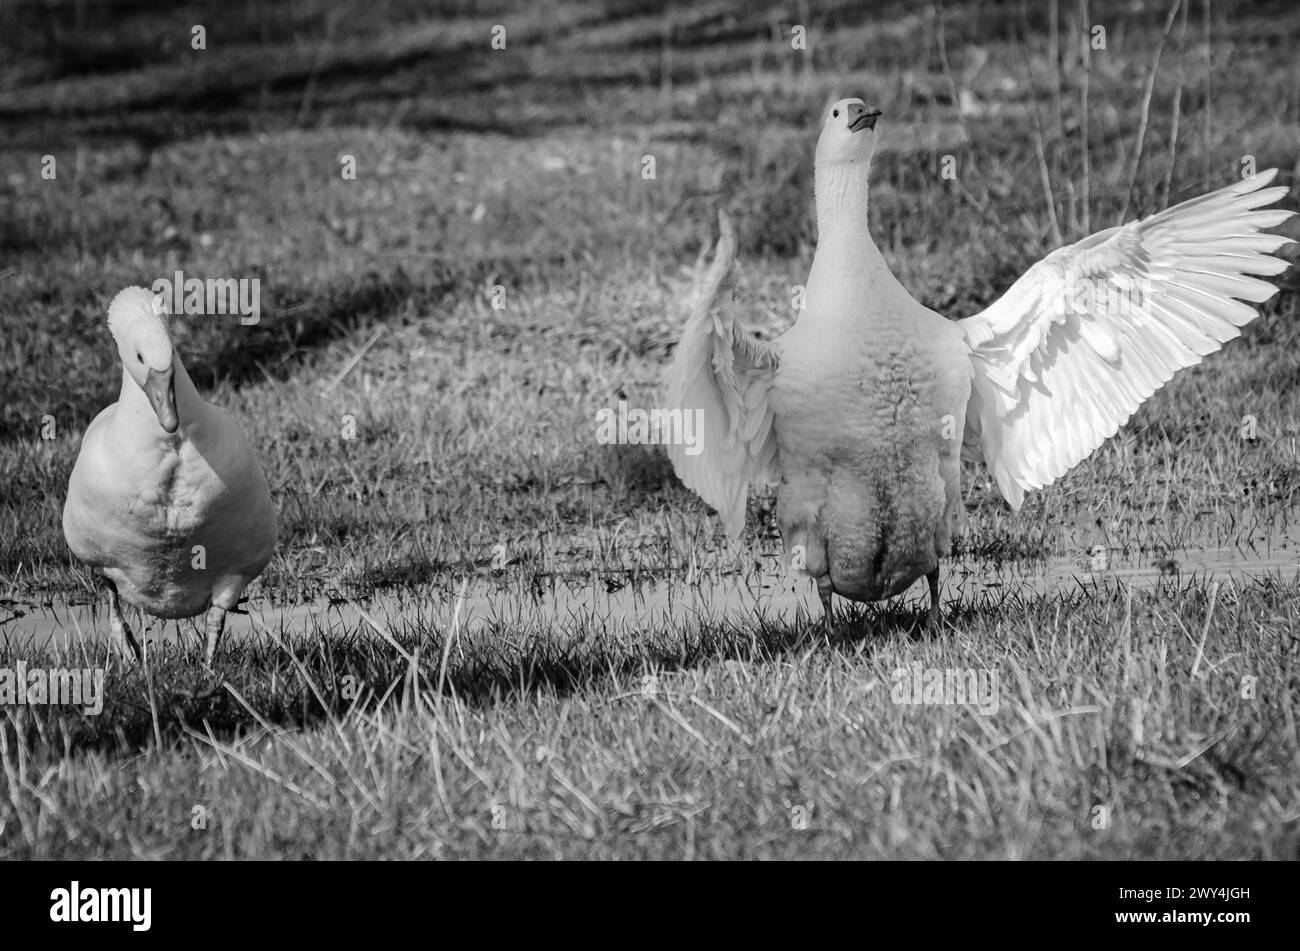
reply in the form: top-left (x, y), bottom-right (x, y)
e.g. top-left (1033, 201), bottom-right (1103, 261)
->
top-left (4, 536), bottom-right (1297, 656)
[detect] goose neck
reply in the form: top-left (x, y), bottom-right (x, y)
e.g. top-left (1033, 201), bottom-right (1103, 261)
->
top-left (812, 162), bottom-right (882, 276)
top-left (117, 354), bottom-right (201, 436)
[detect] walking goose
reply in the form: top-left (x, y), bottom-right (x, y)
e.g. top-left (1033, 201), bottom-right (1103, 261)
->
top-left (63, 286), bottom-right (278, 661)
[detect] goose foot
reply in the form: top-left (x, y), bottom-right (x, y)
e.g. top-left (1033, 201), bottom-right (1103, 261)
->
top-left (104, 579), bottom-right (143, 663)
top-left (173, 672), bottom-right (224, 701)
top-left (204, 605), bottom-right (227, 666)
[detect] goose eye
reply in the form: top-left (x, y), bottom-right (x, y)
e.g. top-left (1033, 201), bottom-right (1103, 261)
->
top-left (832, 109), bottom-right (839, 118)
top-left (136, 351), bottom-right (143, 362)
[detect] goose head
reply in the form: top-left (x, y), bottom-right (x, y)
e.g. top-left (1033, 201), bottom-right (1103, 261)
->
top-left (815, 98), bottom-right (882, 169)
top-left (108, 286), bottom-right (178, 433)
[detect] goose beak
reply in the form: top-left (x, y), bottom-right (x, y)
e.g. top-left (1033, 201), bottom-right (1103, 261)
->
top-left (143, 365), bottom-right (178, 433)
top-left (848, 103), bottom-right (882, 132)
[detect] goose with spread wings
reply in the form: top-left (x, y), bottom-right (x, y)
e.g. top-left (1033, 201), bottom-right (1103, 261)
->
top-left (665, 98), bottom-right (1294, 623)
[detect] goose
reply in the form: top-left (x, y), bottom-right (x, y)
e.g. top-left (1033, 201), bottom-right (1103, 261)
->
top-left (665, 98), bottom-right (1293, 624)
top-left (63, 286), bottom-right (278, 662)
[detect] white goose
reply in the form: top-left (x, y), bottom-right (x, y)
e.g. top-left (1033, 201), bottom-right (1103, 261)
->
top-left (666, 98), bottom-right (1293, 623)
top-left (63, 286), bottom-right (278, 662)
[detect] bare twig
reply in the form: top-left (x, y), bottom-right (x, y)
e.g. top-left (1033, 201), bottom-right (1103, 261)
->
top-left (1078, 0), bottom-right (1091, 234)
top-left (320, 326), bottom-right (384, 395)
top-left (1189, 581), bottom-right (1218, 679)
top-left (1162, 0), bottom-right (1191, 206)
top-left (1118, 0), bottom-right (1183, 224)
top-left (1034, 128), bottom-right (1064, 246)
top-left (1202, 0), bottom-right (1212, 185)
top-left (1049, 0), bottom-right (1063, 138)
top-left (934, 2), bottom-right (970, 147)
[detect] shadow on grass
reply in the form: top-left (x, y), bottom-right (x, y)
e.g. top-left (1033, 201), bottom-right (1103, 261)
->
top-left (0, 606), bottom-right (830, 756)
top-left (0, 581), bottom-right (1064, 759)
top-left (0, 257), bottom-right (500, 443)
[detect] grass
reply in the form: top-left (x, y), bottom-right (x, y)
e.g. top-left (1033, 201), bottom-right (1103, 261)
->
top-left (1, 0), bottom-right (1299, 859)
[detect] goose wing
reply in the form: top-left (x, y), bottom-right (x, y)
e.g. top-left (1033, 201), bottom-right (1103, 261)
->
top-left (960, 170), bottom-right (1293, 507)
top-left (664, 212), bottom-right (781, 536)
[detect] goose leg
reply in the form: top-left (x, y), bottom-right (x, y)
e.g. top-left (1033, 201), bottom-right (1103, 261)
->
top-left (204, 604), bottom-right (227, 665)
top-left (926, 568), bottom-right (942, 629)
top-left (104, 578), bottom-right (142, 663)
top-left (817, 577), bottom-right (835, 630)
